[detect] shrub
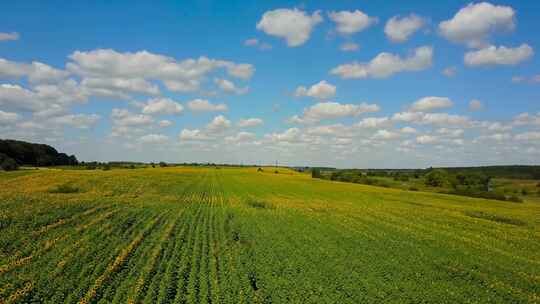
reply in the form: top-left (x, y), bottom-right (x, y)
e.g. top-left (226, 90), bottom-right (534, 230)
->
top-left (49, 183), bottom-right (80, 194)
top-left (0, 153), bottom-right (18, 171)
top-left (257, 168), bottom-right (263, 172)
top-left (507, 195), bottom-right (523, 203)
top-left (102, 164), bottom-right (111, 171)
top-left (311, 168), bottom-right (321, 178)
top-left (159, 162), bottom-right (167, 167)
top-left (409, 187), bottom-right (419, 191)
top-left (274, 170), bottom-right (279, 174)
top-left (521, 189), bottom-right (528, 196)
top-left (424, 169), bottom-right (449, 187)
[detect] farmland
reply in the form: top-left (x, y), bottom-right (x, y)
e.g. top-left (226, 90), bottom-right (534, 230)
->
top-left (0, 167), bottom-right (539, 303)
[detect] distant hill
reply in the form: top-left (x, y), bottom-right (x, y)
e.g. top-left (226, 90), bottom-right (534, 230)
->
top-left (0, 139), bottom-right (78, 170)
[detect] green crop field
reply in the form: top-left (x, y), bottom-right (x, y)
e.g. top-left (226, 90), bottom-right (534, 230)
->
top-left (0, 167), bottom-right (539, 303)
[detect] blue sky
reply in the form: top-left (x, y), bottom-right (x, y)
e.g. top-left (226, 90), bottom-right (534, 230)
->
top-left (0, 1), bottom-right (539, 168)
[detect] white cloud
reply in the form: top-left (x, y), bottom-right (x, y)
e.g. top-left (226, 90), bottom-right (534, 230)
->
top-left (328, 10), bottom-right (377, 35)
top-left (354, 117), bottom-right (390, 129)
top-left (514, 131), bottom-right (540, 141)
top-left (442, 66), bottom-right (457, 77)
top-left (0, 110), bottom-right (20, 125)
top-left (330, 45), bottom-right (433, 79)
top-left (206, 115), bottom-right (231, 133)
top-left (158, 120), bottom-right (173, 127)
top-left (81, 77), bottom-right (159, 97)
top-left (469, 99), bottom-right (484, 111)
top-left (256, 9), bottom-right (323, 47)
top-left (400, 126), bottom-right (417, 134)
top-left (141, 98), bottom-right (183, 115)
top-left (512, 75), bottom-right (540, 84)
top-left (111, 108), bottom-right (153, 126)
top-left (384, 14), bottom-right (424, 42)
top-left (340, 42), bottom-right (359, 52)
top-left (265, 128), bottom-right (301, 143)
top-left (244, 38), bottom-right (272, 50)
top-left (179, 129), bottom-right (211, 141)
top-left (67, 49), bottom-right (254, 96)
top-left (409, 96), bottom-right (453, 112)
top-left (225, 131), bottom-right (256, 143)
top-left (214, 78), bottom-right (248, 95)
top-left (0, 58), bottom-right (68, 83)
top-left (139, 134), bottom-right (169, 144)
top-left (0, 32), bottom-right (19, 41)
top-left (372, 129), bottom-right (400, 140)
top-left (187, 99), bottom-right (227, 112)
top-left (436, 128), bottom-right (464, 137)
top-left (294, 80), bottom-right (336, 99)
top-left (416, 135), bottom-right (438, 144)
top-left (439, 2), bottom-right (515, 48)
top-left (512, 112), bottom-right (540, 126)
top-left (464, 44), bottom-right (534, 66)
top-left (237, 118), bottom-right (263, 128)
top-left (0, 81), bottom-right (85, 113)
top-left (244, 38), bottom-right (259, 46)
top-left (49, 114), bottom-right (101, 129)
top-left (291, 101), bottom-right (380, 124)
top-left (393, 111), bottom-right (470, 126)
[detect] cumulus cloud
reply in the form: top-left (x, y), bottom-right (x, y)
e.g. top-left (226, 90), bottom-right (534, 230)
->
top-left (0, 81), bottom-right (86, 113)
top-left (225, 131), bottom-right (256, 143)
top-left (0, 58), bottom-right (68, 83)
top-left (111, 108), bottom-right (153, 126)
top-left (67, 49), bottom-right (254, 96)
top-left (158, 120), bottom-right (173, 127)
top-left (206, 115), bottom-right (231, 133)
top-left (393, 111), bottom-right (470, 126)
top-left (469, 99), bottom-right (484, 111)
top-left (187, 99), bottom-right (227, 112)
top-left (512, 75), bottom-right (540, 84)
top-left (256, 9), bottom-right (323, 47)
top-left (439, 2), bottom-right (515, 48)
top-left (291, 101), bottom-right (380, 124)
top-left (243, 38), bottom-right (272, 50)
top-left (0, 32), bottom-right (19, 41)
top-left (340, 42), bottom-right (359, 52)
top-left (294, 80), bottom-right (336, 99)
top-left (142, 98), bottom-right (183, 115)
top-left (416, 135), bottom-right (438, 144)
top-left (384, 14), bottom-right (424, 42)
top-left (81, 77), bottom-right (159, 97)
top-left (464, 44), bottom-right (534, 66)
top-left (237, 118), bottom-right (263, 128)
top-left (330, 45), bottom-right (433, 79)
top-left (139, 134), bottom-right (169, 144)
top-left (265, 128), bottom-right (301, 143)
top-left (442, 66), bottom-right (457, 77)
top-left (409, 96), bottom-right (453, 112)
top-left (0, 110), bottom-right (20, 125)
top-left (179, 129), bottom-right (211, 141)
top-left (354, 117), bottom-right (390, 129)
top-left (328, 10), bottom-right (377, 35)
top-left (214, 78), bottom-right (248, 95)
top-left (49, 114), bottom-right (101, 129)
top-left (372, 129), bottom-right (400, 140)
top-left (514, 131), bottom-right (540, 141)
top-left (400, 126), bottom-right (417, 134)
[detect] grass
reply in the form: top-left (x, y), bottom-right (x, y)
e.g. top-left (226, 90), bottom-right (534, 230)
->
top-left (48, 183), bottom-right (81, 194)
top-left (0, 167), bottom-right (539, 303)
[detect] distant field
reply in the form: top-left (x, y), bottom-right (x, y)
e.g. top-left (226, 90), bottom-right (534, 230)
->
top-left (0, 167), bottom-right (539, 303)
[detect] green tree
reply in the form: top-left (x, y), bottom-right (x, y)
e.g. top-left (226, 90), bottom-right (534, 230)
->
top-left (312, 168), bottom-right (321, 178)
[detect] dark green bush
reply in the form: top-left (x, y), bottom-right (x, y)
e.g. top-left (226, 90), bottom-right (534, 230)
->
top-left (48, 183), bottom-right (80, 194)
top-left (507, 195), bottom-right (523, 203)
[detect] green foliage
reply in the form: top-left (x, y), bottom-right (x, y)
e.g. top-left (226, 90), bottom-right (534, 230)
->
top-left (48, 183), bottom-right (81, 194)
top-left (0, 167), bottom-right (537, 303)
top-left (464, 211), bottom-right (526, 226)
top-left (311, 168), bottom-right (321, 178)
top-left (424, 169), bottom-right (449, 187)
top-left (0, 138), bottom-right (78, 166)
top-left (0, 153), bottom-right (19, 171)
